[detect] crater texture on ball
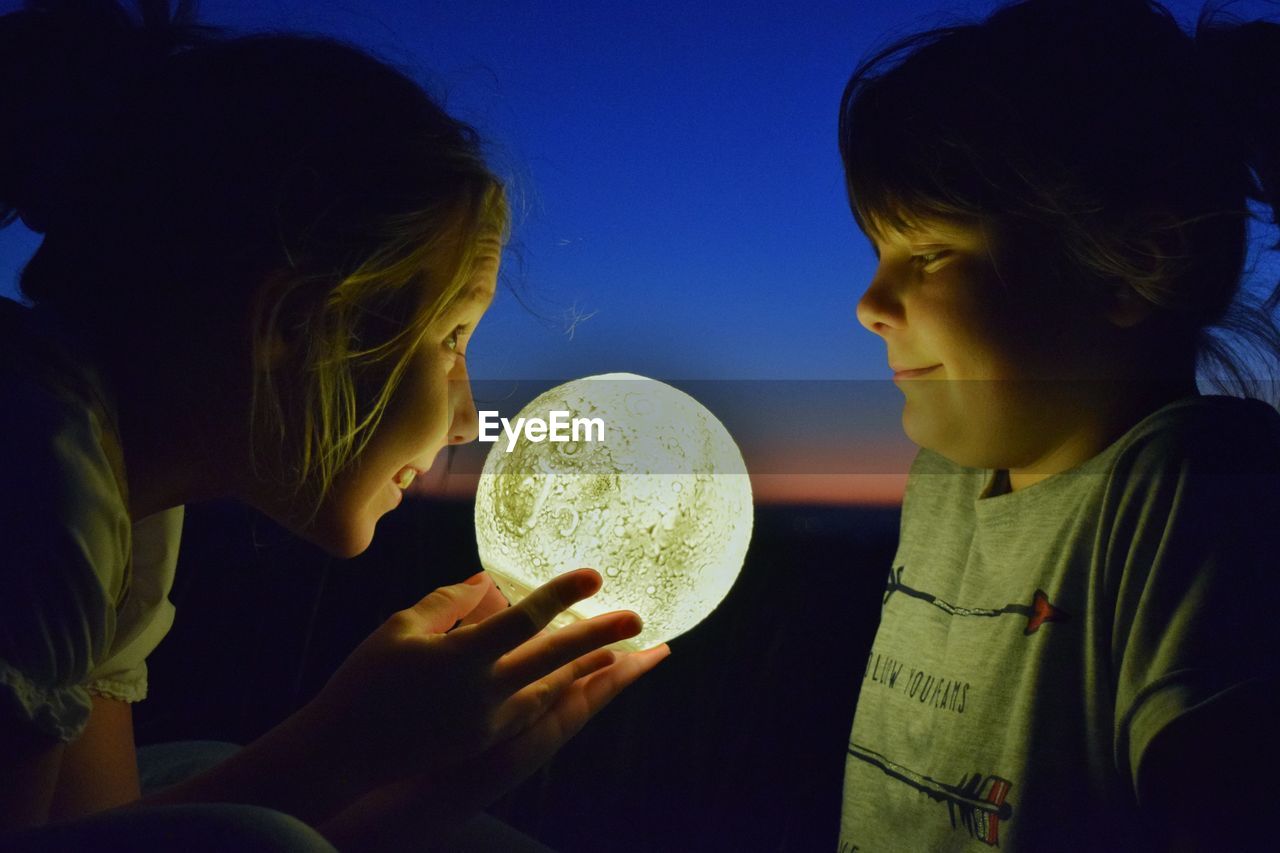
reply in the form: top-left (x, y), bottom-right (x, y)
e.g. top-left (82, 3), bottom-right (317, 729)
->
top-left (474, 373), bottom-right (753, 650)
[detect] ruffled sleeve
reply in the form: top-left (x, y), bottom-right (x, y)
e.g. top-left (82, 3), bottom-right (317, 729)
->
top-left (85, 505), bottom-right (182, 704)
top-left (0, 373), bottom-right (132, 743)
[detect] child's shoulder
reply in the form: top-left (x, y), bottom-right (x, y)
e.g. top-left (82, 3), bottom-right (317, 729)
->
top-left (1109, 394), bottom-right (1280, 480)
top-left (902, 394), bottom-right (1280, 513)
top-left (910, 394), bottom-right (1280, 477)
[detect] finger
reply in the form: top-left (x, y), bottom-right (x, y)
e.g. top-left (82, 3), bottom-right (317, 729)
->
top-left (459, 569), bottom-right (602, 658)
top-left (400, 572), bottom-right (493, 634)
top-left (444, 646), bottom-right (670, 814)
top-left (456, 577), bottom-right (510, 628)
top-left (573, 647), bottom-right (618, 679)
top-left (491, 646), bottom-right (670, 779)
top-left (491, 610), bottom-right (642, 691)
top-left (490, 646), bottom-right (618, 741)
top-left (575, 644), bottom-right (671, 712)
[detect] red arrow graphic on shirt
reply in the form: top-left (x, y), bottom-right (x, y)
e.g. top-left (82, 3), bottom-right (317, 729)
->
top-left (883, 566), bottom-right (1070, 635)
top-left (848, 741), bottom-right (1014, 846)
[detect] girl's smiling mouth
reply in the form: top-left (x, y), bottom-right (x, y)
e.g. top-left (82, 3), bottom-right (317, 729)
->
top-left (393, 466), bottom-right (425, 491)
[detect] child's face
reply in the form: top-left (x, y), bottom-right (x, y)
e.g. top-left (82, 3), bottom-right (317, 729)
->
top-left (856, 215), bottom-right (1104, 472)
top-left (297, 249), bottom-right (499, 557)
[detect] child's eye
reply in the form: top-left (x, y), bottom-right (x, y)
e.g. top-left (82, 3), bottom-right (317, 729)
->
top-left (445, 325), bottom-right (468, 353)
top-left (911, 250), bottom-right (950, 269)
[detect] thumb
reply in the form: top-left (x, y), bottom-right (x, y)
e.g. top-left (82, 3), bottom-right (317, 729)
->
top-left (403, 572), bottom-right (493, 634)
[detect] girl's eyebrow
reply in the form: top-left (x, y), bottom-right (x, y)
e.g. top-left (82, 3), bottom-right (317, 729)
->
top-left (437, 281), bottom-right (496, 323)
top-left (464, 285), bottom-right (495, 303)
top-left (455, 281), bottom-right (497, 314)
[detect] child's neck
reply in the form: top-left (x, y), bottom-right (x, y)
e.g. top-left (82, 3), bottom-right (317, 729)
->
top-left (1003, 378), bottom-right (1199, 493)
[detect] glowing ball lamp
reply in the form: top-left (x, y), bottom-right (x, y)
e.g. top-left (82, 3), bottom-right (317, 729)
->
top-left (474, 373), bottom-right (753, 650)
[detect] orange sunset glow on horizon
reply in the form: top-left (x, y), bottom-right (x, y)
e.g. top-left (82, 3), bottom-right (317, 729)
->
top-left (408, 440), bottom-right (913, 507)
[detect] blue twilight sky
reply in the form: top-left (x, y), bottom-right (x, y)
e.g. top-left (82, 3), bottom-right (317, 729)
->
top-left (4, 0), bottom-right (1274, 383)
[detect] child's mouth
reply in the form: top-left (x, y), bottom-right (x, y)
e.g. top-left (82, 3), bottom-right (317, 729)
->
top-left (893, 364), bottom-right (941, 379)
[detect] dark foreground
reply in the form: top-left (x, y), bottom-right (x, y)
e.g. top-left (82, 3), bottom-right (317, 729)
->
top-left (137, 498), bottom-right (898, 853)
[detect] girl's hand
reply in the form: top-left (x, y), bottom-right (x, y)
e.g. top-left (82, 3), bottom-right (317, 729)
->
top-left (452, 642), bottom-right (671, 801)
top-left (318, 643), bottom-right (670, 853)
top-left (304, 568), bottom-right (642, 794)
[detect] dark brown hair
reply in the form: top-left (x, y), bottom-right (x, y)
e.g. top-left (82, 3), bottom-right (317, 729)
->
top-left (840, 0), bottom-right (1280, 400)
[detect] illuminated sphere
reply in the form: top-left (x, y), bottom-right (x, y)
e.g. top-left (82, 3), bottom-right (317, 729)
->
top-left (474, 373), bottom-right (753, 650)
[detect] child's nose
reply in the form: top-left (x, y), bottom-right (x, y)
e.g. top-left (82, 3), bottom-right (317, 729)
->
top-left (855, 265), bottom-right (902, 336)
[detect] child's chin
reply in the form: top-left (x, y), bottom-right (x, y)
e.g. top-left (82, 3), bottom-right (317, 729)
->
top-left (901, 409), bottom-right (964, 461)
top-left (900, 405), bottom-right (935, 448)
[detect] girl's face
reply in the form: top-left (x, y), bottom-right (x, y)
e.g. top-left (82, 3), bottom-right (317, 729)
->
top-left (856, 215), bottom-right (1109, 475)
top-left (292, 250), bottom-right (499, 557)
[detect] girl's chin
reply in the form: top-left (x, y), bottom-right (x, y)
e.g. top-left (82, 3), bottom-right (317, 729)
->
top-left (275, 479), bottom-right (407, 559)
top-left (298, 520), bottom-right (375, 560)
top-left (327, 516), bottom-right (379, 559)
top-left (302, 502), bottom-right (384, 559)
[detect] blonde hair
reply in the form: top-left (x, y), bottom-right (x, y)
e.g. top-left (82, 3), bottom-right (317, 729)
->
top-left (249, 181), bottom-right (509, 524)
top-left (0, 3), bottom-right (517, 518)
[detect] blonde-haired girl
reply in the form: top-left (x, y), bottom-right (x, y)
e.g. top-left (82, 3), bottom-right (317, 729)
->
top-left (0, 3), bottom-right (666, 850)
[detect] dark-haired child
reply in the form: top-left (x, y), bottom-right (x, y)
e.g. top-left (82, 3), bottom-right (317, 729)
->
top-left (837, 1), bottom-right (1280, 849)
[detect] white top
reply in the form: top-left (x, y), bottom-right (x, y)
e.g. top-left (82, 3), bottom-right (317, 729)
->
top-left (0, 299), bottom-right (182, 743)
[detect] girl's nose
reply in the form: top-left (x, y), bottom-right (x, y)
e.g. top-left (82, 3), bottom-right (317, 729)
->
top-left (855, 264), bottom-right (903, 336)
top-left (449, 379), bottom-right (480, 445)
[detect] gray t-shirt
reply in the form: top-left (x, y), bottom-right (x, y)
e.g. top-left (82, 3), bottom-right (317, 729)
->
top-left (839, 394), bottom-right (1280, 851)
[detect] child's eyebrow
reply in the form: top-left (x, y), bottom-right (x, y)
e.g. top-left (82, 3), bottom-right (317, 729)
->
top-left (864, 222), bottom-right (940, 252)
top-left (897, 218), bottom-right (988, 249)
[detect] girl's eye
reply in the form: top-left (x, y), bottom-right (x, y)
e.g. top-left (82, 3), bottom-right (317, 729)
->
top-left (445, 325), bottom-right (467, 352)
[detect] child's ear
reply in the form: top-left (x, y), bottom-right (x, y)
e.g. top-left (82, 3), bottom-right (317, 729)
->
top-left (1102, 281), bottom-right (1156, 329)
top-left (1102, 212), bottom-right (1181, 329)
